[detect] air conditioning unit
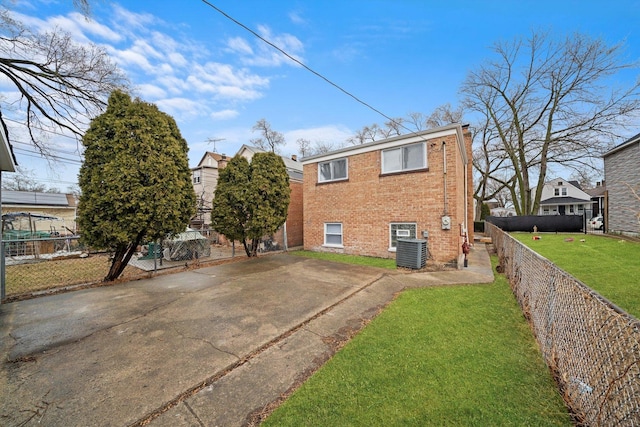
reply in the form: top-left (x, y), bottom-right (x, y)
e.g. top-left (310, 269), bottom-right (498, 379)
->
top-left (396, 238), bottom-right (427, 269)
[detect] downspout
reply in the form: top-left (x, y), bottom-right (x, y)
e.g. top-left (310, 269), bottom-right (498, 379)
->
top-left (442, 141), bottom-right (448, 215)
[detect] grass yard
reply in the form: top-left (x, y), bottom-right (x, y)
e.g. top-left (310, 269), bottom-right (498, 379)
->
top-left (5, 254), bottom-right (143, 297)
top-left (290, 250), bottom-right (397, 270)
top-left (511, 233), bottom-right (640, 319)
top-left (264, 257), bottom-right (570, 426)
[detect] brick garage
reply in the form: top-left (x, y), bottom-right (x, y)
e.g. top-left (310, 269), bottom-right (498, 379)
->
top-left (302, 124), bottom-right (473, 266)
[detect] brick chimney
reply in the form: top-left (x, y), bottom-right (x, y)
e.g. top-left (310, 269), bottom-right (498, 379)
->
top-left (218, 154), bottom-right (228, 169)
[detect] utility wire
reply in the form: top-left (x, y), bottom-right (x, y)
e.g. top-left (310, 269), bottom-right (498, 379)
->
top-left (4, 117), bottom-right (81, 141)
top-left (200, 0), bottom-right (415, 134)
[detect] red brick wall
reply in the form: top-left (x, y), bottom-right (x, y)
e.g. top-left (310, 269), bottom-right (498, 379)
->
top-left (285, 179), bottom-right (303, 247)
top-left (303, 132), bottom-right (471, 264)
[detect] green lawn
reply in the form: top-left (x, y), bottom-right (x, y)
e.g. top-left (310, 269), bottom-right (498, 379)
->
top-left (290, 250), bottom-right (397, 270)
top-left (511, 233), bottom-right (640, 319)
top-left (264, 257), bottom-right (570, 426)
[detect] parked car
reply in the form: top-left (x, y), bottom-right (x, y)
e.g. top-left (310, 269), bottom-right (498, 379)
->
top-left (590, 215), bottom-right (603, 230)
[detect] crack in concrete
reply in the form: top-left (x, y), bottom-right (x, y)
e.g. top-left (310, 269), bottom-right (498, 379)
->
top-left (168, 324), bottom-right (240, 360)
top-left (128, 269), bottom-right (391, 427)
top-left (183, 401), bottom-right (205, 427)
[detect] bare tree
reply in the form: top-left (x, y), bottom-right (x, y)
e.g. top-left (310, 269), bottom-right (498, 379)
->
top-left (1, 165), bottom-right (48, 192)
top-left (251, 118), bottom-right (285, 153)
top-left (0, 6), bottom-right (128, 151)
top-left (425, 103), bottom-right (464, 129)
top-left (462, 31), bottom-right (640, 215)
top-left (296, 138), bottom-right (311, 157)
top-left (348, 104), bottom-right (464, 146)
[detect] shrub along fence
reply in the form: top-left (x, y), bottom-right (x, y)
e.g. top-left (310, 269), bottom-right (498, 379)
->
top-left (486, 222), bottom-right (640, 425)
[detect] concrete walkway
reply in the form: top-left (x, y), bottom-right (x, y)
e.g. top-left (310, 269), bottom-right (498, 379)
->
top-left (0, 245), bottom-right (493, 427)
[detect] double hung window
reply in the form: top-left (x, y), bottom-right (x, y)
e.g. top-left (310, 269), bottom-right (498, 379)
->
top-left (324, 223), bottom-right (343, 247)
top-left (318, 158), bottom-right (348, 183)
top-left (382, 142), bottom-right (426, 174)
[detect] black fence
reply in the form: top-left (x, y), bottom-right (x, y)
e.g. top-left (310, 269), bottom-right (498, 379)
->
top-left (486, 215), bottom-right (584, 232)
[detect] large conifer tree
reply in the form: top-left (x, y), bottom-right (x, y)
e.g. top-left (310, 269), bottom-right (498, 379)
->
top-left (78, 90), bottom-right (196, 281)
top-left (211, 152), bottom-right (290, 257)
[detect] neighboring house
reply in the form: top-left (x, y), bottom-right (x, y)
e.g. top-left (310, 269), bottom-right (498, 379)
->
top-left (604, 132), bottom-right (640, 236)
top-left (191, 146), bottom-right (304, 248)
top-left (584, 181), bottom-right (606, 218)
top-left (301, 124), bottom-right (474, 267)
top-left (1, 190), bottom-right (78, 234)
top-left (536, 178), bottom-right (592, 216)
top-left (190, 151), bottom-right (229, 229)
top-left (236, 145), bottom-right (304, 248)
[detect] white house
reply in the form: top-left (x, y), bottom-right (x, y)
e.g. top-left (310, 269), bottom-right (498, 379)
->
top-left (536, 178), bottom-right (593, 216)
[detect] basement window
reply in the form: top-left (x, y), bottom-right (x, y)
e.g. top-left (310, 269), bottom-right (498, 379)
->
top-left (324, 223), bottom-right (343, 247)
top-left (389, 222), bottom-right (417, 251)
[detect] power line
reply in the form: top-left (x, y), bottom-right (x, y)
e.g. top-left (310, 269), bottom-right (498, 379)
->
top-left (12, 147), bottom-right (83, 166)
top-left (4, 117), bottom-right (81, 141)
top-left (12, 140), bottom-right (84, 159)
top-left (200, 0), bottom-right (413, 134)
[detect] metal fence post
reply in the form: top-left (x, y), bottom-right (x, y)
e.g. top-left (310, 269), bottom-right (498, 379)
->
top-left (1, 240), bottom-right (5, 302)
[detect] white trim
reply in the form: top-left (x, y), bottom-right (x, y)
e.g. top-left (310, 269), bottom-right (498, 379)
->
top-left (301, 125), bottom-right (460, 165)
top-left (324, 222), bottom-right (343, 247)
top-left (0, 127), bottom-right (16, 172)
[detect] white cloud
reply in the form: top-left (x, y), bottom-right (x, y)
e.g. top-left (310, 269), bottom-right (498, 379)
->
top-left (282, 125), bottom-right (353, 154)
top-left (136, 83), bottom-right (167, 99)
top-left (210, 109), bottom-right (239, 121)
top-left (155, 97), bottom-right (201, 118)
top-left (228, 25), bottom-right (305, 67)
top-left (112, 5), bottom-right (159, 32)
top-left (226, 37), bottom-right (253, 55)
top-left (288, 11), bottom-right (307, 25)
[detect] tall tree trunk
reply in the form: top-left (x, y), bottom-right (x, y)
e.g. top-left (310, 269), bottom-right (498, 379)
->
top-left (105, 237), bottom-right (142, 281)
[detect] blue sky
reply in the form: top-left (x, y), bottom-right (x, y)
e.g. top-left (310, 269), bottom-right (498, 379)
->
top-left (3, 0), bottom-right (640, 190)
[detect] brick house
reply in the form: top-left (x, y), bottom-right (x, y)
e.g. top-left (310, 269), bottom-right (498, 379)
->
top-left (604, 132), bottom-right (640, 236)
top-left (301, 124), bottom-right (473, 267)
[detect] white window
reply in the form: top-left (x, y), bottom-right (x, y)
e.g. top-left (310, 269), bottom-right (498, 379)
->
top-left (324, 223), bottom-right (343, 247)
top-left (561, 188), bottom-right (567, 196)
top-left (193, 170), bottom-right (201, 184)
top-left (318, 158), bottom-right (348, 183)
top-left (554, 188), bottom-right (560, 196)
top-left (569, 205), bottom-right (575, 214)
top-left (543, 207), bottom-right (550, 215)
top-left (381, 142), bottom-right (426, 174)
top-left (389, 223), bottom-right (417, 250)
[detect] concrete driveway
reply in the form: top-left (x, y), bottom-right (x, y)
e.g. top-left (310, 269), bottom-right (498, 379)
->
top-left (0, 248), bottom-right (493, 426)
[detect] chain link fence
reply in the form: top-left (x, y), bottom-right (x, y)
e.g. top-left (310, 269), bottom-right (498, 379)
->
top-left (1, 232), bottom-right (237, 301)
top-left (486, 222), bottom-right (640, 425)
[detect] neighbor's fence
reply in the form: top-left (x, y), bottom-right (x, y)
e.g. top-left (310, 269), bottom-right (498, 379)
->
top-left (1, 231), bottom-right (282, 301)
top-left (486, 223), bottom-right (640, 425)
top-left (1, 235), bottom-right (147, 299)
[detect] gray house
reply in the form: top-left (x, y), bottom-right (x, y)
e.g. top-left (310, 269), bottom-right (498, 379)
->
top-left (603, 132), bottom-right (640, 237)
